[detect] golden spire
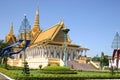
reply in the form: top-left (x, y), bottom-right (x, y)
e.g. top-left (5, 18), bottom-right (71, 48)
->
top-left (9, 22), bottom-right (14, 35)
top-left (33, 7), bottom-right (42, 31)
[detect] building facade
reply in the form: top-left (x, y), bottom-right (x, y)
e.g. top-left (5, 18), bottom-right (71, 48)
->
top-left (5, 8), bottom-right (89, 69)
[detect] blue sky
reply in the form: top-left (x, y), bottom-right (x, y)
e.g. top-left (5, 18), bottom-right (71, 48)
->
top-left (0, 0), bottom-right (120, 57)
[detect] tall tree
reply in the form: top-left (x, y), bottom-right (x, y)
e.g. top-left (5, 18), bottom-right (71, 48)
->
top-left (104, 55), bottom-right (109, 66)
top-left (0, 40), bottom-right (9, 64)
top-left (100, 52), bottom-right (105, 70)
top-left (0, 40), bottom-right (8, 52)
top-left (92, 54), bottom-right (100, 62)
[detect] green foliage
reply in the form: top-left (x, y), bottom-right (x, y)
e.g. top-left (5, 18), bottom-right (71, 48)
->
top-left (39, 65), bottom-right (42, 69)
top-left (1, 67), bottom-right (120, 79)
top-left (104, 55), bottom-right (109, 66)
top-left (92, 56), bottom-right (100, 61)
top-left (100, 52), bottom-right (109, 69)
top-left (100, 52), bottom-right (104, 69)
top-left (0, 40), bottom-right (14, 66)
top-left (0, 64), bottom-right (23, 70)
top-left (43, 66), bottom-right (71, 71)
top-left (22, 62), bottom-right (30, 75)
top-left (42, 66), bottom-right (77, 74)
top-left (92, 52), bottom-right (109, 70)
top-left (40, 70), bottom-right (77, 74)
top-left (47, 64), bottom-right (51, 66)
top-left (0, 40), bottom-right (9, 52)
top-left (0, 67), bottom-right (18, 79)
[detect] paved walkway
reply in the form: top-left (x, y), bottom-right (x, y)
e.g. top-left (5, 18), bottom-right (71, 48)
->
top-left (0, 72), bottom-right (13, 80)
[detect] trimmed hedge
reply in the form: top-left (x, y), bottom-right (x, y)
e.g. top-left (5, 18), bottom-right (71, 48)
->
top-left (43, 66), bottom-right (71, 71)
top-left (0, 64), bottom-right (23, 70)
top-left (40, 70), bottom-right (77, 74)
top-left (42, 66), bottom-right (77, 74)
top-left (13, 74), bottom-right (120, 80)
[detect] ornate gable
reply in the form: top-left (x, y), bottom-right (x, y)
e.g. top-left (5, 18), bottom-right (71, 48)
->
top-left (32, 21), bottom-right (71, 45)
top-left (5, 22), bottom-right (17, 45)
top-left (52, 23), bottom-right (71, 43)
top-left (6, 36), bottom-right (16, 45)
top-left (33, 22), bottom-right (60, 44)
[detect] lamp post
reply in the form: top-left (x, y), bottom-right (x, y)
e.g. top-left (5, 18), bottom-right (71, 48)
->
top-left (111, 32), bottom-right (120, 71)
top-left (19, 15), bottom-right (31, 75)
top-left (24, 15), bottom-right (27, 71)
top-left (62, 28), bottom-right (70, 66)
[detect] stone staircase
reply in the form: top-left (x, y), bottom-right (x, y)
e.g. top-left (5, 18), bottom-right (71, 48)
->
top-left (48, 58), bottom-right (60, 66)
top-left (67, 60), bottom-right (97, 71)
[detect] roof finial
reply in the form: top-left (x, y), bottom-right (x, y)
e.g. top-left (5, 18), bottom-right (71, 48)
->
top-left (9, 22), bottom-right (14, 35)
top-left (36, 7), bottom-right (39, 15)
top-left (32, 6), bottom-right (42, 33)
top-left (59, 17), bottom-right (64, 25)
top-left (33, 7), bottom-right (40, 28)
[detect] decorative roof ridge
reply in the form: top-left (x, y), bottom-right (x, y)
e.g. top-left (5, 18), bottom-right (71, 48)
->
top-left (41, 21), bottom-right (63, 33)
top-left (30, 30), bottom-right (41, 44)
top-left (32, 21), bottom-right (65, 44)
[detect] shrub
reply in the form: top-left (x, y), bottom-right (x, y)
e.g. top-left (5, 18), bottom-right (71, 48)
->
top-left (42, 66), bottom-right (77, 74)
top-left (43, 66), bottom-right (71, 71)
top-left (48, 64), bottom-right (51, 66)
top-left (0, 64), bottom-right (23, 70)
top-left (40, 70), bottom-right (77, 74)
top-left (39, 65), bottom-right (42, 69)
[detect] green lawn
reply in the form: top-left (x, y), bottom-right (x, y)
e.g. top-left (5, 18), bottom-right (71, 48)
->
top-left (0, 67), bottom-right (120, 80)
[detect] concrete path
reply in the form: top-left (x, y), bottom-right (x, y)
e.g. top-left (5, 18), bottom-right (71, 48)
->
top-left (0, 72), bottom-right (14, 80)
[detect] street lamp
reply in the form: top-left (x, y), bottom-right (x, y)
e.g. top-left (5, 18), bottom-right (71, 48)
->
top-left (23, 15), bottom-right (27, 72)
top-left (62, 28), bottom-right (70, 66)
top-left (19, 15), bottom-right (31, 75)
top-left (111, 32), bottom-right (120, 71)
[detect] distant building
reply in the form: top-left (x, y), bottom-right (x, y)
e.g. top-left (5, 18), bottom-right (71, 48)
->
top-left (109, 57), bottom-right (120, 68)
top-left (5, 8), bottom-right (89, 69)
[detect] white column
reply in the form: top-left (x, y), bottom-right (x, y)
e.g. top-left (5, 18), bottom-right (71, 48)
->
top-left (56, 46), bottom-right (59, 58)
top-left (43, 46), bottom-right (45, 57)
top-left (36, 47), bottom-right (38, 57)
top-left (34, 47), bottom-right (36, 57)
top-left (35, 47), bottom-right (37, 57)
top-left (60, 47), bottom-right (62, 60)
top-left (70, 49), bottom-right (73, 60)
top-left (29, 48), bottom-right (32, 58)
top-left (48, 48), bottom-right (51, 58)
top-left (37, 47), bottom-right (39, 57)
top-left (54, 46), bottom-right (57, 58)
top-left (39, 47), bottom-right (42, 57)
top-left (74, 49), bottom-right (77, 60)
top-left (44, 46), bottom-right (47, 57)
top-left (76, 49), bottom-right (79, 59)
top-left (80, 50), bottom-right (83, 56)
top-left (41, 46), bottom-right (44, 57)
top-left (84, 50), bottom-right (87, 57)
top-left (50, 45), bottom-right (54, 58)
top-left (33, 47), bottom-right (35, 57)
top-left (45, 46), bottom-right (48, 57)
top-left (36, 47), bottom-right (38, 56)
